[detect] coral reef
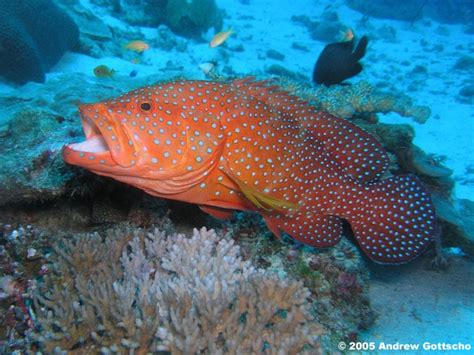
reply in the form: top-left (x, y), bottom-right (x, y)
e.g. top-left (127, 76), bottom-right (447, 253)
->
top-left (281, 79), bottom-right (431, 123)
top-left (53, 0), bottom-right (141, 59)
top-left (29, 226), bottom-right (323, 353)
top-left (215, 211), bottom-right (375, 347)
top-left (0, 0), bottom-right (79, 85)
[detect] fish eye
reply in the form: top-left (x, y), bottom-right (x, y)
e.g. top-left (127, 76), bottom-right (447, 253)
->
top-left (140, 102), bottom-right (152, 111)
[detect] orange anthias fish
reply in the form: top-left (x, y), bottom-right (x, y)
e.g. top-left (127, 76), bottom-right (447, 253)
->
top-left (340, 28), bottom-right (354, 42)
top-left (63, 78), bottom-right (436, 264)
top-left (124, 40), bottom-right (150, 53)
top-left (209, 28), bottom-right (233, 48)
top-left (93, 65), bottom-right (116, 78)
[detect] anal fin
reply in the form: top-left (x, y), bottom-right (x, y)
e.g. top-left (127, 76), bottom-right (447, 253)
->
top-left (265, 212), bottom-right (343, 248)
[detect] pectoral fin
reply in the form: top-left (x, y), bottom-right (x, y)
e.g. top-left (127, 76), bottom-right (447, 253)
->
top-left (199, 205), bottom-right (234, 219)
top-left (224, 172), bottom-right (297, 214)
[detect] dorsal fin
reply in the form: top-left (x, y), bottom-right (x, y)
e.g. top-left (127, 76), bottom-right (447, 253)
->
top-left (230, 78), bottom-right (389, 182)
top-left (352, 36), bottom-right (368, 61)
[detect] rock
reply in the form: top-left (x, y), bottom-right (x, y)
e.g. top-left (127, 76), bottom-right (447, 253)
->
top-left (375, 123), bottom-right (414, 152)
top-left (433, 196), bottom-right (474, 256)
top-left (0, 109), bottom-right (73, 205)
top-left (166, 0), bottom-right (223, 39)
top-left (71, 4), bottom-right (113, 40)
top-left (266, 49), bottom-right (285, 61)
top-left (458, 85), bottom-right (474, 104)
top-left (411, 146), bottom-right (453, 178)
top-left (291, 14), bottom-right (344, 42)
top-left (411, 65), bottom-right (428, 75)
top-left (0, 0), bottom-right (79, 85)
top-left (155, 25), bottom-right (187, 52)
top-left (119, 0), bottom-right (168, 26)
top-left (347, 0), bottom-right (425, 22)
top-left (115, 0), bottom-right (223, 39)
top-left (348, 0), bottom-right (473, 25)
top-left (453, 56), bottom-right (474, 72)
top-left (291, 42), bottom-right (310, 52)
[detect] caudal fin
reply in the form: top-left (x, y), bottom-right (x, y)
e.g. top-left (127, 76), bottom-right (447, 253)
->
top-left (348, 175), bottom-right (436, 264)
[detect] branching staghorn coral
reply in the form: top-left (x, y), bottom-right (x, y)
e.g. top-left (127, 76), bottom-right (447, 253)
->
top-left (278, 79), bottom-right (431, 123)
top-left (31, 226), bottom-right (323, 353)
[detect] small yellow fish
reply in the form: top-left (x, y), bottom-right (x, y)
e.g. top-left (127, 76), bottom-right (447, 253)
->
top-left (124, 40), bottom-right (150, 53)
top-left (209, 28), bottom-right (233, 48)
top-left (340, 28), bottom-right (354, 42)
top-left (93, 65), bottom-right (115, 78)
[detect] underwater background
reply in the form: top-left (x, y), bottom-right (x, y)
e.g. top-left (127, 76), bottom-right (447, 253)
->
top-left (0, 0), bottom-right (473, 353)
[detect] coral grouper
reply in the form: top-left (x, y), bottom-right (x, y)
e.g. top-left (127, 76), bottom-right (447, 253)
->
top-left (63, 78), bottom-right (436, 264)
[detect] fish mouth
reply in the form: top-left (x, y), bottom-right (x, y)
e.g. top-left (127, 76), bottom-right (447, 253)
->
top-left (73, 116), bottom-right (109, 153)
top-left (63, 108), bottom-right (115, 166)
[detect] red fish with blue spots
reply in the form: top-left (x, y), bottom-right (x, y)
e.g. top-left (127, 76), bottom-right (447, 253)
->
top-left (63, 78), bottom-right (436, 263)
